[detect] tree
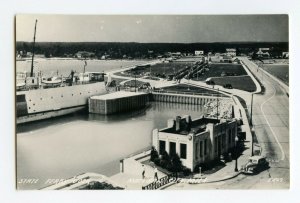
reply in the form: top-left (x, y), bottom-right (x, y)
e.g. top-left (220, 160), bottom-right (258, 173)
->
top-left (150, 146), bottom-right (159, 162)
top-left (170, 154), bottom-right (182, 179)
top-left (160, 151), bottom-right (171, 168)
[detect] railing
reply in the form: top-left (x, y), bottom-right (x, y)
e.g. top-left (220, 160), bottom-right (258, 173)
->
top-left (152, 90), bottom-right (228, 98)
top-left (142, 173), bottom-right (177, 190)
top-left (16, 80), bottom-right (103, 92)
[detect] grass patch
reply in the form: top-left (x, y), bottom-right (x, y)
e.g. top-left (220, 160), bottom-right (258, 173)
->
top-left (262, 64), bottom-right (289, 85)
top-left (115, 61), bottom-right (194, 78)
top-left (193, 63), bottom-right (248, 81)
top-left (209, 76), bottom-right (256, 92)
top-left (158, 84), bottom-right (227, 96)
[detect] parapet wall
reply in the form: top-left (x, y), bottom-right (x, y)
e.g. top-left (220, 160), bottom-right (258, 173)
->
top-left (151, 92), bottom-right (231, 105)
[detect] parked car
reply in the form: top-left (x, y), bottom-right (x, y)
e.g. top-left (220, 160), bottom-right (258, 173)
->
top-left (241, 156), bottom-right (269, 175)
top-left (223, 84), bottom-right (233, 89)
top-left (206, 80), bottom-right (215, 85)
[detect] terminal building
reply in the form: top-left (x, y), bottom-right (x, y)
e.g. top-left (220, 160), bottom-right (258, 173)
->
top-left (226, 48), bottom-right (237, 57)
top-left (152, 115), bottom-right (237, 172)
top-left (195, 50), bottom-right (204, 56)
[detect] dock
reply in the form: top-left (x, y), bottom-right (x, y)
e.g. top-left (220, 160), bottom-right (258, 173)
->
top-left (89, 91), bottom-right (149, 115)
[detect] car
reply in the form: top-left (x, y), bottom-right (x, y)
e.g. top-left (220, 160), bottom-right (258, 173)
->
top-left (241, 156), bottom-right (269, 175)
top-left (223, 84), bottom-right (233, 89)
top-left (206, 80), bottom-right (215, 85)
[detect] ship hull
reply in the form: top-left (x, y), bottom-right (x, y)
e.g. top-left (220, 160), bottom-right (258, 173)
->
top-left (17, 105), bottom-right (86, 124)
top-left (16, 82), bottom-right (107, 124)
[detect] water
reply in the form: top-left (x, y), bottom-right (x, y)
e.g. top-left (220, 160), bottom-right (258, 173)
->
top-left (17, 102), bottom-right (207, 189)
top-left (16, 58), bottom-right (148, 77)
top-left (16, 59), bottom-right (208, 189)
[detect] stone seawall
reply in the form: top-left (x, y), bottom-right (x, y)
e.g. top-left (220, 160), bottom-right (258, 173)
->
top-left (150, 92), bottom-right (231, 105)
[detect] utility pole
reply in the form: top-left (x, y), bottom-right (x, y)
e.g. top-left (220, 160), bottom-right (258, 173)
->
top-left (30, 19), bottom-right (38, 77)
top-left (133, 69), bottom-right (137, 92)
top-left (251, 127), bottom-right (254, 156)
top-left (83, 60), bottom-right (87, 73)
top-left (250, 93), bottom-right (253, 126)
top-left (216, 88), bottom-right (219, 122)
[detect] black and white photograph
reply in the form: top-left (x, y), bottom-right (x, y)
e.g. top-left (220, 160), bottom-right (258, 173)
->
top-left (15, 14), bottom-right (290, 190)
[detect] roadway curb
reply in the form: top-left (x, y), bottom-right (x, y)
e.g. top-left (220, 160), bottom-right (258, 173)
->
top-left (204, 172), bottom-right (242, 184)
top-left (161, 172), bottom-right (241, 189)
top-left (240, 59), bottom-right (262, 94)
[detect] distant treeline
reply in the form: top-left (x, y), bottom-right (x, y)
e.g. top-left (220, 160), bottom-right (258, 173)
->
top-left (16, 41), bottom-right (289, 58)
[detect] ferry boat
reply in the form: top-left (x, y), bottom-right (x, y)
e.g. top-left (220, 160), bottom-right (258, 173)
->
top-left (16, 20), bottom-right (109, 124)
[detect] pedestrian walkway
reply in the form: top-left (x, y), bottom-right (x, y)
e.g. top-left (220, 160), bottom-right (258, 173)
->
top-left (165, 146), bottom-right (251, 190)
top-left (110, 164), bottom-right (166, 189)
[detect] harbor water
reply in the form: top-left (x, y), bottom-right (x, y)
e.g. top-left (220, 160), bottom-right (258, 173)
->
top-left (17, 102), bottom-right (207, 189)
top-left (16, 59), bottom-right (208, 189)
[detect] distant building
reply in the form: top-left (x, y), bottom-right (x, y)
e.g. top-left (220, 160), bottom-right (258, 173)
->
top-left (226, 48), bottom-right (236, 57)
top-left (210, 55), bottom-right (222, 63)
top-left (152, 115), bottom-right (237, 172)
top-left (256, 50), bottom-right (270, 58)
top-left (259, 48), bottom-right (270, 51)
top-left (75, 51), bottom-right (95, 58)
top-left (282, 52), bottom-right (289, 59)
top-left (195, 50), bottom-right (204, 56)
top-left (101, 55), bottom-right (111, 60)
top-left (221, 55), bottom-right (232, 63)
top-left (171, 52), bottom-right (182, 57)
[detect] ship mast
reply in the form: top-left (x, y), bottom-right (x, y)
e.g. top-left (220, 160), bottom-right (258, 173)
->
top-left (30, 19), bottom-right (38, 77)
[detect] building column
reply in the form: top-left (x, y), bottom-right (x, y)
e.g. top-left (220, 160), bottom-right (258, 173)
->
top-left (166, 139), bottom-right (170, 154)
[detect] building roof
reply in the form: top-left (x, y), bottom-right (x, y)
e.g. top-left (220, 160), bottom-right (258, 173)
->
top-left (161, 116), bottom-right (220, 135)
top-left (90, 91), bottom-right (147, 100)
top-left (226, 48), bottom-right (236, 52)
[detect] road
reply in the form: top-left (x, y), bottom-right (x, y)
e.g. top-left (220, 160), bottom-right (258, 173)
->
top-left (215, 57), bottom-right (289, 189)
top-left (167, 57), bottom-right (290, 190)
top-left (241, 57), bottom-right (289, 188)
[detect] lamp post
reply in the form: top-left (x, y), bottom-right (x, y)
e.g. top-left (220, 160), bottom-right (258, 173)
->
top-left (260, 63), bottom-right (264, 84)
top-left (234, 136), bottom-right (239, 172)
top-left (251, 127), bottom-right (255, 156)
top-left (250, 93), bottom-right (253, 126)
top-left (134, 71), bottom-right (137, 92)
top-left (216, 88), bottom-right (219, 123)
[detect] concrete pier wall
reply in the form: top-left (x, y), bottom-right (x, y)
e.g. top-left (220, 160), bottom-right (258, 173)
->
top-left (151, 92), bottom-right (231, 105)
top-left (89, 91), bottom-right (232, 115)
top-left (89, 91), bottom-right (149, 115)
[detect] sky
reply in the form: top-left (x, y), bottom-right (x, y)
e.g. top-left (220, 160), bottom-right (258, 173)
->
top-left (16, 14), bottom-right (288, 43)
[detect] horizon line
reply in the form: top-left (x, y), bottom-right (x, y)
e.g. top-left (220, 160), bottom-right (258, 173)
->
top-left (16, 41), bottom-right (289, 44)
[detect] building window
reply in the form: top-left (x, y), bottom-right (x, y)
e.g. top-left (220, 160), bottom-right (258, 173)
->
top-left (204, 139), bottom-right (207, 155)
top-left (200, 141), bottom-right (203, 157)
top-left (214, 137), bottom-right (217, 152)
top-left (232, 128), bottom-right (235, 143)
top-left (169, 142), bottom-right (176, 156)
top-left (16, 95), bottom-right (26, 102)
top-left (159, 140), bottom-right (166, 155)
top-left (228, 132), bottom-right (231, 146)
top-left (222, 134), bottom-right (226, 148)
top-left (180, 143), bottom-right (187, 159)
top-left (195, 142), bottom-right (199, 159)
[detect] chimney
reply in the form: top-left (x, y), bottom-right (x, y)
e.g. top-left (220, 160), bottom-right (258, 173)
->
top-left (167, 119), bottom-right (175, 129)
top-left (183, 115), bottom-right (192, 131)
top-left (175, 116), bottom-right (181, 132)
